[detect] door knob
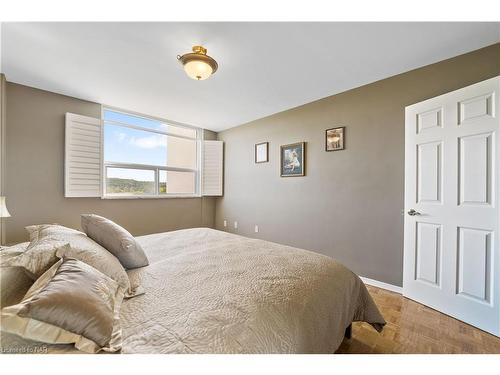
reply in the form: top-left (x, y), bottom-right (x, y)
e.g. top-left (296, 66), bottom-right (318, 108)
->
top-left (407, 209), bottom-right (421, 216)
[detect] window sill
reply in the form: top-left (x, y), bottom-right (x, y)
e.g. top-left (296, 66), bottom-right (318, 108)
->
top-left (101, 194), bottom-right (202, 200)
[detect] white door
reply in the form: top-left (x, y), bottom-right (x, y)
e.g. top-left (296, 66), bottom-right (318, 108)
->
top-left (404, 76), bottom-right (500, 336)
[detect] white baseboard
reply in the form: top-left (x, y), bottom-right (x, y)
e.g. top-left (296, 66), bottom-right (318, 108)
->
top-left (359, 276), bottom-right (403, 294)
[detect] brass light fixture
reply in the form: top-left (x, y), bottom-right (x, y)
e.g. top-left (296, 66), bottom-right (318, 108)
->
top-left (177, 45), bottom-right (218, 81)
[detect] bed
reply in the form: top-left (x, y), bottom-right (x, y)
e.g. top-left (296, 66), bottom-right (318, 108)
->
top-left (1, 228), bottom-right (385, 353)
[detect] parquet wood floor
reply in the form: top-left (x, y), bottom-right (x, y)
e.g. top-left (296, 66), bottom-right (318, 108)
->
top-left (336, 285), bottom-right (500, 354)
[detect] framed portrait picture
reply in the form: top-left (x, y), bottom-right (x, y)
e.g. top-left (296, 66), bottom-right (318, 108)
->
top-left (255, 142), bottom-right (269, 163)
top-left (325, 127), bottom-right (345, 151)
top-left (280, 142), bottom-right (305, 177)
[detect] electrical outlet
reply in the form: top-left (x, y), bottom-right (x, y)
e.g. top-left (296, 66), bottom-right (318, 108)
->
top-left (223, 220), bottom-right (227, 227)
top-left (254, 225), bottom-right (259, 233)
top-left (234, 221), bottom-right (238, 229)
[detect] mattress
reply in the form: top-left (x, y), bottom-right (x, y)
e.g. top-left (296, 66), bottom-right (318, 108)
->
top-left (1, 228), bottom-right (385, 353)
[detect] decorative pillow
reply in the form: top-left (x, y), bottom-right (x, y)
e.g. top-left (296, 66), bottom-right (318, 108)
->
top-left (25, 224), bottom-right (81, 242)
top-left (0, 268), bottom-right (33, 309)
top-left (0, 243), bottom-right (33, 308)
top-left (0, 242), bottom-right (30, 253)
top-left (1, 238), bottom-right (70, 279)
top-left (24, 224), bottom-right (140, 298)
top-left (1, 257), bottom-right (124, 353)
top-left (0, 242), bottom-right (29, 268)
top-left (81, 214), bottom-right (149, 269)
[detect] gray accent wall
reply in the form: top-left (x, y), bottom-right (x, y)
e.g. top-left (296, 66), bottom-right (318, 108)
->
top-left (4, 83), bottom-right (216, 244)
top-left (215, 43), bottom-right (500, 286)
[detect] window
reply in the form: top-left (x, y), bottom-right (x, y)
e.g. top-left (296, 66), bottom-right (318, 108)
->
top-left (103, 109), bottom-right (200, 197)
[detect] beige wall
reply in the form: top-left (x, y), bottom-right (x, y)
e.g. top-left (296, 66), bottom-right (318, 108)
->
top-left (216, 43), bottom-right (500, 286)
top-left (4, 82), bottom-right (216, 243)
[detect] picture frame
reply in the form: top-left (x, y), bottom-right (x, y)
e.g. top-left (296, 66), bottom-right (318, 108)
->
top-left (255, 142), bottom-right (269, 163)
top-left (280, 142), bottom-right (305, 177)
top-left (325, 126), bottom-right (345, 151)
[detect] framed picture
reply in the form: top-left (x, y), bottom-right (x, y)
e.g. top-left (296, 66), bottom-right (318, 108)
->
top-left (255, 142), bottom-right (269, 163)
top-left (280, 142), bottom-right (305, 177)
top-left (325, 127), bottom-right (345, 151)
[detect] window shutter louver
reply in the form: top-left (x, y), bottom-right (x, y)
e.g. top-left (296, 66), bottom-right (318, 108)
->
top-left (65, 113), bottom-right (102, 197)
top-left (202, 140), bottom-right (223, 196)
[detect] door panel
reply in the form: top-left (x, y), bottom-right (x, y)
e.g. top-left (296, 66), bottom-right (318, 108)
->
top-left (457, 227), bottom-right (492, 304)
top-left (404, 76), bottom-right (500, 336)
top-left (458, 93), bottom-right (494, 125)
top-left (458, 133), bottom-right (493, 206)
top-left (415, 222), bottom-right (441, 286)
top-left (417, 108), bottom-right (442, 133)
top-left (417, 142), bottom-right (442, 203)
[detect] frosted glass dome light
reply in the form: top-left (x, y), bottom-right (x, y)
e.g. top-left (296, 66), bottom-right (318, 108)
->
top-left (177, 46), bottom-right (218, 81)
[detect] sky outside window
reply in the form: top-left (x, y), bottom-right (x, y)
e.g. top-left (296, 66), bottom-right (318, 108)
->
top-left (104, 110), bottom-right (167, 132)
top-left (103, 110), bottom-right (197, 184)
top-left (104, 123), bottom-right (167, 166)
top-left (104, 110), bottom-right (167, 181)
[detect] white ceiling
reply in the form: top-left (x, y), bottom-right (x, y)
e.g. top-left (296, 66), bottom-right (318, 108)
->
top-left (1, 22), bottom-right (499, 131)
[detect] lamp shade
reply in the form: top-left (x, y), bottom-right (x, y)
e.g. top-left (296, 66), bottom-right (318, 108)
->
top-left (183, 60), bottom-right (214, 81)
top-left (0, 196), bottom-right (11, 218)
top-left (177, 46), bottom-right (218, 81)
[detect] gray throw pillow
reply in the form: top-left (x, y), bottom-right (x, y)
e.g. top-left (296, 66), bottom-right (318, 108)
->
top-left (0, 242), bottom-right (33, 308)
top-left (24, 224), bottom-right (140, 298)
top-left (1, 238), bottom-right (70, 279)
top-left (1, 257), bottom-right (124, 353)
top-left (81, 214), bottom-right (149, 269)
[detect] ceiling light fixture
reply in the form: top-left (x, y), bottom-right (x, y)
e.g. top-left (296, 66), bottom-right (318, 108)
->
top-left (177, 45), bottom-right (218, 81)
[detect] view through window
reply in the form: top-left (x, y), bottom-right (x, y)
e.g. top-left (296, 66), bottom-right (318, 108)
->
top-left (103, 109), bottom-right (200, 197)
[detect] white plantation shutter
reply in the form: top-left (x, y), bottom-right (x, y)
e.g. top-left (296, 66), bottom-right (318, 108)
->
top-left (202, 140), bottom-right (223, 196)
top-left (65, 113), bottom-right (102, 197)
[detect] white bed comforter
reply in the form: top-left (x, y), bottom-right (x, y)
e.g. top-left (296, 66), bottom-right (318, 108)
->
top-left (1, 228), bottom-right (385, 353)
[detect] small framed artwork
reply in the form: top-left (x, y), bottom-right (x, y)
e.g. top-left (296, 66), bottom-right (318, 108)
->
top-left (325, 127), bottom-right (345, 151)
top-left (255, 142), bottom-right (269, 163)
top-left (280, 142), bottom-right (305, 177)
